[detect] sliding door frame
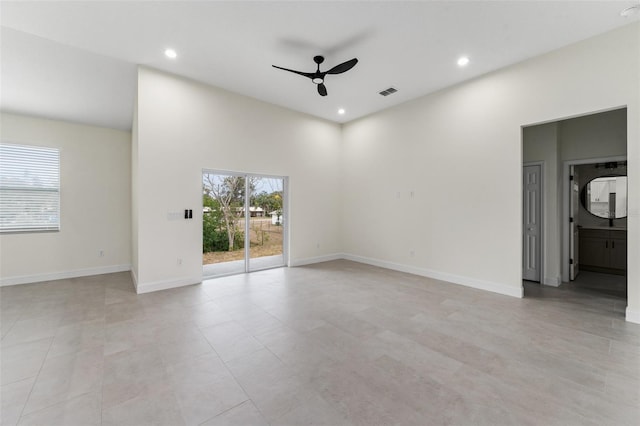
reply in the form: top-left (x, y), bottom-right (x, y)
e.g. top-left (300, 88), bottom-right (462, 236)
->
top-left (202, 168), bottom-right (289, 276)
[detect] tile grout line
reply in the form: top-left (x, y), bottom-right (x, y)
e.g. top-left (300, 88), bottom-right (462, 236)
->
top-left (196, 399), bottom-right (251, 426)
top-left (216, 335), bottom-right (272, 425)
top-left (14, 334), bottom-right (55, 423)
top-left (187, 312), bottom-right (257, 425)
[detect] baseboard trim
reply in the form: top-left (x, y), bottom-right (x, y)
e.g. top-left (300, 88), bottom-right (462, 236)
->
top-left (289, 253), bottom-right (344, 267)
top-left (130, 269), bottom-right (139, 292)
top-left (342, 253), bottom-right (523, 298)
top-left (0, 264), bottom-right (132, 287)
top-left (626, 307), bottom-right (640, 324)
top-left (135, 276), bottom-right (202, 294)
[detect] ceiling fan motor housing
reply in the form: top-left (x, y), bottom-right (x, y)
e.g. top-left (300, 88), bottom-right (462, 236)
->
top-left (272, 55), bottom-right (358, 97)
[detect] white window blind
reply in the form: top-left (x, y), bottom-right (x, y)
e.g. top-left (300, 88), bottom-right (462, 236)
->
top-left (0, 143), bottom-right (60, 232)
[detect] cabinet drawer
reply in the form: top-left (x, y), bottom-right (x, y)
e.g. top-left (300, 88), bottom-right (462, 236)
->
top-left (579, 229), bottom-right (609, 239)
top-left (609, 230), bottom-right (626, 240)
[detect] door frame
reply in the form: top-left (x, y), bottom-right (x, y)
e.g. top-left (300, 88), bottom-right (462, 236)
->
top-left (202, 168), bottom-right (289, 277)
top-left (523, 161), bottom-right (545, 284)
top-left (561, 155), bottom-right (626, 283)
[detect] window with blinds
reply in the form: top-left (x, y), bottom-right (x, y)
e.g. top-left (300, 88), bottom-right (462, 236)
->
top-left (0, 143), bottom-right (60, 232)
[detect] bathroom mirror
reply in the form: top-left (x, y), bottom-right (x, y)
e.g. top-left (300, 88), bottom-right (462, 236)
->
top-left (580, 175), bottom-right (628, 219)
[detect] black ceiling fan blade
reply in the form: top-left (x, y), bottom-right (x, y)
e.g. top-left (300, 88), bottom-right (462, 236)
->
top-left (275, 56), bottom-right (355, 96)
top-left (272, 65), bottom-right (315, 79)
top-left (326, 58), bottom-right (358, 75)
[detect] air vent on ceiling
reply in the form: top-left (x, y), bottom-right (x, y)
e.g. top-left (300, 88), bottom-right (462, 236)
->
top-left (379, 87), bottom-right (398, 96)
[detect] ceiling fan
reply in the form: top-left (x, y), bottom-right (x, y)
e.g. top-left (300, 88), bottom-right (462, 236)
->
top-left (272, 55), bottom-right (358, 97)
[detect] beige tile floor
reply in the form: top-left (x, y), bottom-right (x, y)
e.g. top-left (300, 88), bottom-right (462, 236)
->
top-left (1, 260), bottom-right (638, 425)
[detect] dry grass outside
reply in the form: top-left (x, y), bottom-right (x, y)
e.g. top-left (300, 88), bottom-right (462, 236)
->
top-left (203, 218), bottom-right (283, 265)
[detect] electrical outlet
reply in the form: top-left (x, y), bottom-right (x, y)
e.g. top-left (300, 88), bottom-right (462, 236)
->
top-left (177, 258), bottom-right (182, 265)
top-left (316, 242), bottom-right (320, 249)
top-left (99, 250), bottom-right (104, 257)
top-left (409, 250), bottom-right (415, 257)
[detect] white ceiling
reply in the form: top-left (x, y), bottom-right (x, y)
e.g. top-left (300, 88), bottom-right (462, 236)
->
top-left (1, 1), bottom-right (638, 131)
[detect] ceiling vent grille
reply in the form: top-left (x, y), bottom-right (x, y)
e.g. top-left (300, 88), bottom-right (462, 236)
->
top-left (379, 87), bottom-right (398, 96)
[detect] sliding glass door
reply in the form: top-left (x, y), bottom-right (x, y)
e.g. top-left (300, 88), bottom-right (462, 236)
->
top-left (202, 170), bottom-right (286, 278)
top-left (202, 172), bottom-right (247, 277)
top-left (248, 176), bottom-right (285, 271)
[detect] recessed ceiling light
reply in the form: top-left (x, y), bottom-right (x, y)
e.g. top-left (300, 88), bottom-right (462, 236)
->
top-left (338, 108), bottom-right (346, 115)
top-left (457, 56), bottom-right (470, 67)
top-left (620, 4), bottom-right (640, 17)
top-left (165, 48), bottom-right (177, 59)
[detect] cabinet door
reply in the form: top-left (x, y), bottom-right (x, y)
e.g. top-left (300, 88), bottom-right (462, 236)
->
top-left (579, 236), bottom-right (609, 269)
top-left (610, 237), bottom-right (627, 271)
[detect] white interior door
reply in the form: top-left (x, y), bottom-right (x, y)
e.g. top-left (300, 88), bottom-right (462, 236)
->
top-left (523, 165), bottom-right (541, 282)
top-left (570, 165), bottom-right (580, 280)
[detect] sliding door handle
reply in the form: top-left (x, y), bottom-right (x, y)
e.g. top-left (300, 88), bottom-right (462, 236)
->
top-left (606, 241), bottom-right (608, 249)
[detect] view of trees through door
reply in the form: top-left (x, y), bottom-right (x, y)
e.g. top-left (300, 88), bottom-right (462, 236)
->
top-left (202, 171), bottom-right (285, 277)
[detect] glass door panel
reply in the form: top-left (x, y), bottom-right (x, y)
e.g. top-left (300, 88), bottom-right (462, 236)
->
top-left (202, 173), bottom-right (246, 277)
top-left (248, 177), bottom-right (285, 271)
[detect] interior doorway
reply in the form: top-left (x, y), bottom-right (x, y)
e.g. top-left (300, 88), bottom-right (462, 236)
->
top-left (202, 170), bottom-right (287, 278)
top-left (522, 107), bottom-right (628, 300)
top-left (563, 158), bottom-right (627, 299)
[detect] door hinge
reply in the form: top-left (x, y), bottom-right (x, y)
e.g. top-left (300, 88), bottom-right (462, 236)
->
top-left (570, 259), bottom-right (574, 265)
top-left (570, 175), bottom-right (574, 181)
top-left (569, 217), bottom-right (574, 223)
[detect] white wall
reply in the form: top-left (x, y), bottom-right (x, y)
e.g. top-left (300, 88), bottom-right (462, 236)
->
top-left (131, 90), bottom-right (139, 284)
top-left (134, 68), bottom-right (342, 293)
top-left (341, 22), bottom-right (640, 322)
top-left (3, 24), bottom-right (638, 323)
top-left (560, 108), bottom-right (627, 161)
top-left (0, 113), bottom-right (131, 285)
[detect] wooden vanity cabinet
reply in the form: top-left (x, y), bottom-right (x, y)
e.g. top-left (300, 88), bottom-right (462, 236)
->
top-left (609, 231), bottom-right (627, 271)
top-left (579, 228), bottom-right (627, 275)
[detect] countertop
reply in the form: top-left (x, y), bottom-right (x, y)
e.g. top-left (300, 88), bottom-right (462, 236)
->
top-left (578, 226), bottom-right (627, 231)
